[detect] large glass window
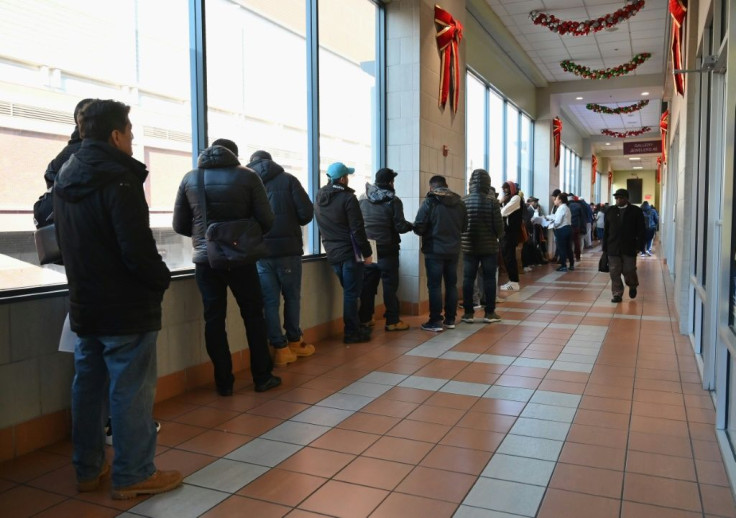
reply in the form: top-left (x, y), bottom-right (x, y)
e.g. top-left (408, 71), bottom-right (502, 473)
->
top-left (559, 144), bottom-right (581, 194)
top-left (466, 74), bottom-right (486, 178)
top-left (505, 104), bottom-right (518, 185)
top-left (520, 113), bottom-right (532, 194)
top-left (488, 90), bottom-right (504, 189)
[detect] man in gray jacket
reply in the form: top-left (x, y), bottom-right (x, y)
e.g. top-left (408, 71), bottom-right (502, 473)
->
top-left (358, 168), bottom-right (414, 331)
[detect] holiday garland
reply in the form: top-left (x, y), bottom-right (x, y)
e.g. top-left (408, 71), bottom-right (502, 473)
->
top-left (601, 127), bottom-right (652, 138)
top-left (530, 1), bottom-right (645, 37)
top-left (561, 53), bottom-right (651, 79)
top-left (586, 99), bottom-right (649, 114)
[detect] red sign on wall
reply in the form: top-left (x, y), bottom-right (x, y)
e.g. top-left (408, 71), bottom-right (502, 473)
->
top-left (623, 140), bottom-right (662, 155)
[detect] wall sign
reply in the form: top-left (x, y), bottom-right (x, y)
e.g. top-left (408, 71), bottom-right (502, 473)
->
top-left (623, 140), bottom-right (662, 155)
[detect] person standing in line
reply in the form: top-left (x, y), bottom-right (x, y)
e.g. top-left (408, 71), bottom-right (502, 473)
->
top-left (460, 169), bottom-right (504, 324)
top-left (595, 203), bottom-right (606, 242)
top-left (358, 167), bottom-right (414, 331)
top-left (314, 162), bottom-right (374, 343)
top-left (547, 193), bottom-right (573, 271)
top-left (54, 99), bottom-right (182, 499)
top-left (568, 194), bottom-right (586, 262)
top-left (603, 188), bottom-right (646, 303)
top-left (640, 201), bottom-right (658, 256)
top-left (414, 175), bottom-right (467, 332)
top-left (247, 150), bottom-right (315, 367)
top-left (173, 139), bottom-right (281, 395)
top-left (499, 181), bottom-right (522, 291)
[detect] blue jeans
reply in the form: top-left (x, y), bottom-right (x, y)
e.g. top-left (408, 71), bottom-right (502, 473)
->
top-left (195, 263), bottom-right (273, 389)
top-left (331, 259), bottom-right (364, 335)
top-left (72, 331), bottom-right (158, 488)
top-left (596, 227), bottom-right (604, 241)
top-left (463, 253), bottom-right (497, 315)
top-left (257, 256), bottom-right (303, 348)
top-left (554, 226), bottom-right (573, 268)
top-left (359, 256), bottom-right (400, 325)
top-left (425, 255), bottom-right (458, 324)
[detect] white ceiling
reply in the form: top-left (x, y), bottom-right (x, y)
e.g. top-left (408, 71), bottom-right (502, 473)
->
top-left (483, 0), bottom-right (669, 171)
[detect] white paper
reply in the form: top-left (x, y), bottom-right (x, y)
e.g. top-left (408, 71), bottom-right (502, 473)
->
top-left (532, 216), bottom-right (552, 228)
top-left (58, 313), bottom-right (77, 353)
top-left (368, 238), bottom-right (377, 260)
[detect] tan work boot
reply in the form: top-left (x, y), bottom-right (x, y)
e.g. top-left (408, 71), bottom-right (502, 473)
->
top-left (273, 346), bottom-right (298, 366)
top-left (77, 462), bottom-right (110, 492)
top-left (111, 469), bottom-right (183, 500)
top-left (288, 340), bottom-right (315, 357)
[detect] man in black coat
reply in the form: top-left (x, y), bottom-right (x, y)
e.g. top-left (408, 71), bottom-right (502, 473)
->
top-left (461, 169), bottom-right (504, 324)
top-left (54, 99), bottom-right (181, 499)
top-left (414, 175), bottom-right (467, 331)
top-left (358, 167), bottom-right (413, 331)
top-left (602, 188), bottom-right (646, 303)
top-left (248, 150), bottom-right (315, 367)
top-left (314, 162), bottom-right (374, 343)
top-left (173, 139), bottom-right (279, 395)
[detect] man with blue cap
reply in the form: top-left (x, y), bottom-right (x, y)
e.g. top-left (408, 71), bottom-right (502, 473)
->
top-left (314, 162), bottom-right (374, 343)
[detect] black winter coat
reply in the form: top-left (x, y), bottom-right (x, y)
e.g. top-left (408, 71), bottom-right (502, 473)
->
top-left (414, 187), bottom-right (467, 258)
top-left (602, 203), bottom-right (646, 257)
top-left (461, 177), bottom-right (504, 256)
top-left (569, 200), bottom-right (586, 231)
top-left (54, 140), bottom-right (170, 336)
top-left (173, 145), bottom-right (274, 264)
top-left (314, 182), bottom-right (372, 264)
top-left (248, 158), bottom-right (313, 258)
top-left (45, 128), bottom-right (82, 188)
top-left (358, 183), bottom-right (413, 258)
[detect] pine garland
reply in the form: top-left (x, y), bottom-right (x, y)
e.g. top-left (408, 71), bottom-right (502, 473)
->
top-left (586, 100), bottom-right (649, 114)
top-left (561, 53), bottom-right (651, 79)
top-left (601, 127), bottom-right (652, 138)
top-left (530, 1), bottom-right (645, 37)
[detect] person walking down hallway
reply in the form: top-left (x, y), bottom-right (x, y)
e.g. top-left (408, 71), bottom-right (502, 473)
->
top-left (358, 167), bottom-right (414, 332)
top-left (173, 139), bottom-right (281, 395)
top-left (248, 150), bottom-right (315, 367)
top-left (499, 181), bottom-right (522, 291)
top-left (603, 188), bottom-right (646, 303)
top-left (314, 162), bottom-right (374, 344)
top-left (414, 175), bottom-right (467, 332)
top-left (54, 99), bottom-right (182, 499)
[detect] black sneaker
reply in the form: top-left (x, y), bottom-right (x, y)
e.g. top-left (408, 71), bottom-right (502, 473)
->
top-left (420, 321), bottom-right (444, 332)
top-left (483, 312), bottom-right (501, 323)
top-left (629, 286), bottom-right (637, 299)
top-left (255, 375), bottom-right (282, 393)
top-left (611, 295), bottom-right (623, 303)
top-left (461, 313), bottom-right (475, 323)
top-left (344, 330), bottom-right (371, 344)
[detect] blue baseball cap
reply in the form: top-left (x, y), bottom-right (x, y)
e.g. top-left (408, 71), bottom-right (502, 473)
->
top-left (326, 162), bottom-right (355, 180)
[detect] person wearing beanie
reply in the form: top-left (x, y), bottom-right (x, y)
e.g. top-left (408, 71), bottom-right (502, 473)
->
top-left (499, 181), bottom-right (523, 291)
top-left (358, 168), bottom-right (414, 331)
top-left (460, 169), bottom-right (504, 324)
top-left (314, 162), bottom-right (374, 344)
top-left (248, 150), bottom-right (316, 367)
top-left (602, 188), bottom-right (646, 303)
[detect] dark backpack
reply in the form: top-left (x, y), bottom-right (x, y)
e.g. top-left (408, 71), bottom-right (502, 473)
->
top-left (33, 187), bottom-right (54, 229)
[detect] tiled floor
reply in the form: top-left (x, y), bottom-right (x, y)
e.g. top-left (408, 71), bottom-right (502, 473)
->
top-left (2, 248), bottom-right (736, 517)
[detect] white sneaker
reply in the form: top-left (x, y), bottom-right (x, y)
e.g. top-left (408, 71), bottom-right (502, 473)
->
top-left (500, 282), bottom-right (520, 291)
top-left (523, 266), bottom-right (533, 272)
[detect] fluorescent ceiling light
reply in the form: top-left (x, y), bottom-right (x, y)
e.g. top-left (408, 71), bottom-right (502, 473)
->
top-left (641, 91), bottom-right (649, 96)
top-left (632, 166), bottom-right (643, 169)
top-left (629, 157), bottom-right (641, 160)
top-left (575, 96), bottom-right (583, 100)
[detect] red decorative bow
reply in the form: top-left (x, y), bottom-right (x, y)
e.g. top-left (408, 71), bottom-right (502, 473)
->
top-left (591, 155), bottom-right (598, 185)
top-left (670, 0), bottom-right (687, 96)
top-left (608, 170), bottom-right (613, 194)
top-left (553, 117), bottom-right (562, 167)
top-left (656, 156), bottom-right (663, 184)
top-left (660, 110), bottom-right (669, 164)
top-left (435, 5), bottom-right (463, 113)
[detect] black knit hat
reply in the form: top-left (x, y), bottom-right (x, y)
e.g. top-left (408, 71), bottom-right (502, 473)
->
top-left (250, 150), bottom-right (272, 162)
top-left (375, 168), bottom-right (398, 185)
top-left (212, 138), bottom-right (238, 157)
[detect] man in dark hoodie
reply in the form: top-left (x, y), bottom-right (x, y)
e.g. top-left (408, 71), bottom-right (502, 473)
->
top-left (358, 167), bottom-right (413, 331)
top-left (461, 169), bottom-right (504, 324)
top-left (54, 100), bottom-right (182, 499)
top-left (173, 139), bottom-right (280, 395)
top-left (314, 162), bottom-right (373, 344)
top-left (414, 175), bottom-right (467, 332)
top-left (247, 150), bottom-right (315, 367)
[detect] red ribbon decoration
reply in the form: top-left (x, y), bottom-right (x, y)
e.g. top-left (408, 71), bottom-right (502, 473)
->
top-left (591, 155), bottom-right (598, 185)
top-left (435, 5), bottom-right (463, 113)
top-left (660, 110), bottom-right (669, 164)
top-left (656, 156), bottom-right (663, 184)
top-left (608, 169), bottom-right (613, 194)
top-left (553, 117), bottom-right (562, 167)
top-left (670, 0), bottom-right (687, 96)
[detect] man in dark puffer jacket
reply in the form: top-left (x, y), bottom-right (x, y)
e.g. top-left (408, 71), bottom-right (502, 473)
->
top-left (248, 150), bottom-right (315, 367)
top-left (358, 168), bottom-right (414, 332)
top-left (54, 99), bottom-right (181, 499)
top-left (460, 169), bottom-right (504, 324)
top-left (314, 162), bottom-right (374, 344)
top-left (173, 139), bottom-right (280, 395)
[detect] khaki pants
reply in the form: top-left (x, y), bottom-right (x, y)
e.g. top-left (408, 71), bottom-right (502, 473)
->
top-left (608, 255), bottom-right (638, 297)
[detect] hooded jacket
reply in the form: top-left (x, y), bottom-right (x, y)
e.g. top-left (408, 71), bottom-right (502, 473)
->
top-left (314, 181), bottom-right (372, 264)
top-left (358, 183), bottom-right (413, 258)
top-left (247, 157), bottom-right (313, 258)
top-left (413, 186), bottom-right (467, 257)
top-left (461, 170), bottom-right (504, 255)
top-left (173, 145), bottom-right (274, 264)
top-left (53, 139), bottom-right (170, 336)
top-left (500, 181), bottom-right (523, 239)
top-left (602, 202), bottom-right (646, 256)
top-left (44, 128), bottom-right (82, 188)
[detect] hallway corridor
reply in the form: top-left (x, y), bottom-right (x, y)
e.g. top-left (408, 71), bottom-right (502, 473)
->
top-left (2, 251), bottom-right (736, 517)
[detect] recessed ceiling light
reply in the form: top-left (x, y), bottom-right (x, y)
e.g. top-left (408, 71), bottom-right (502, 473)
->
top-left (576, 96), bottom-right (583, 100)
top-left (629, 157), bottom-right (641, 160)
top-left (632, 166), bottom-right (643, 169)
top-left (605, 142), bottom-right (611, 146)
top-left (642, 91), bottom-right (650, 96)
